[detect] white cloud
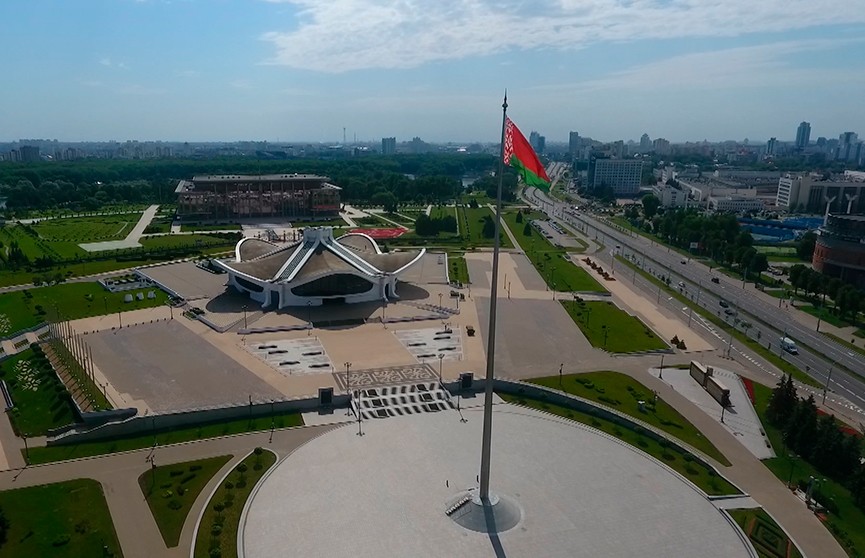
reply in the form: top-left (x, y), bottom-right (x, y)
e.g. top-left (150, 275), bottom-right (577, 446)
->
top-left (98, 57), bottom-right (128, 69)
top-left (534, 39), bottom-right (865, 93)
top-left (260, 0), bottom-right (865, 72)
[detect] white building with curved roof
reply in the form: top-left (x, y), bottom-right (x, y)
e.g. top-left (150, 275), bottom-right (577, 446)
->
top-left (214, 227), bottom-right (425, 308)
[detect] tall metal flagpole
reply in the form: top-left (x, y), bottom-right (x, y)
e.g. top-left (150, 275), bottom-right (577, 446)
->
top-left (479, 91), bottom-right (508, 500)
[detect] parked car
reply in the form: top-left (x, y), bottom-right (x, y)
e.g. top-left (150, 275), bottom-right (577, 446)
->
top-left (711, 277), bottom-right (720, 284)
top-left (719, 300), bottom-right (729, 308)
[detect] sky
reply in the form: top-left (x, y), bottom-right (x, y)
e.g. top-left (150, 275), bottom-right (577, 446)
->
top-left (1, 0), bottom-right (864, 144)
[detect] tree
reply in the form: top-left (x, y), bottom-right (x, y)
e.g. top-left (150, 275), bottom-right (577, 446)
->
top-left (371, 191), bottom-right (398, 213)
top-left (767, 374), bottom-right (797, 426)
top-left (523, 222), bottom-right (532, 236)
top-left (797, 232), bottom-right (817, 261)
top-left (751, 253), bottom-right (769, 277)
top-left (641, 193), bottom-right (661, 219)
top-left (481, 215), bottom-right (496, 239)
top-left (515, 210), bottom-right (523, 223)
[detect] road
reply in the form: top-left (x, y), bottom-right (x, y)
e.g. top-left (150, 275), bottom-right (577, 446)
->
top-left (523, 185), bottom-right (865, 418)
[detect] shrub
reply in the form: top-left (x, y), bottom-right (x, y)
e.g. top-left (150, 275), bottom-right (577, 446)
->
top-left (223, 481), bottom-right (233, 490)
top-left (237, 463), bottom-right (248, 473)
top-left (254, 447), bottom-right (263, 455)
top-left (167, 500), bottom-right (182, 510)
top-left (180, 473), bottom-right (196, 484)
top-left (52, 534), bottom-right (71, 547)
top-left (214, 503), bottom-right (224, 513)
top-left (169, 470), bottom-right (183, 477)
top-left (190, 465), bottom-right (202, 472)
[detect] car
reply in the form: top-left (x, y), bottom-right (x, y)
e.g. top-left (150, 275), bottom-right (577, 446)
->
top-left (719, 300), bottom-right (729, 308)
top-left (680, 259), bottom-right (687, 264)
top-left (677, 281), bottom-right (686, 289)
top-left (711, 277), bottom-right (720, 284)
top-left (724, 308), bottom-right (736, 316)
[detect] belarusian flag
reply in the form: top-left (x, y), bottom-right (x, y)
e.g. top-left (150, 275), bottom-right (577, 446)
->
top-left (503, 117), bottom-right (551, 191)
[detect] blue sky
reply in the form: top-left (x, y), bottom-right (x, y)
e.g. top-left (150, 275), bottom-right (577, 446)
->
top-left (1, 0), bottom-right (864, 144)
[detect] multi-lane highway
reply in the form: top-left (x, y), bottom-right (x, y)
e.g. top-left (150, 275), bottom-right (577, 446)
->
top-left (523, 182), bottom-right (865, 414)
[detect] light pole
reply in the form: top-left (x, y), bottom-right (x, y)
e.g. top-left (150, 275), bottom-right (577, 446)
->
top-left (822, 363), bottom-right (834, 404)
top-left (437, 353), bottom-right (444, 385)
top-left (438, 292), bottom-right (443, 309)
top-left (602, 324), bottom-right (608, 348)
top-left (787, 452), bottom-right (798, 487)
top-left (307, 301), bottom-right (312, 335)
top-left (269, 399), bottom-right (275, 443)
top-left (242, 304), bottom-right (248, 329)
top-left (659, 353), bottom-right (665, 380)
top-left (558, 363), bottom-right (563, 387)
top-left (345, 361), bottom-right (353, 415)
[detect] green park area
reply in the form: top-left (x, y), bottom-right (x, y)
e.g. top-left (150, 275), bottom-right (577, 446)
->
top-left (139, 455), bottom-right (232, 547)
top-left (193, 448), bottom-right (277, 558)
top-left (0, 479), bottom-right (123, 557)
top-left (457, 205), bottom-right (514, 249)
top-left (750, 381), bottom-right (865, 557)
top-left (728, 508), bottom-right (803, 558)
top-left (25, 411), bottom-right (304, 464)
top-left (0, 281), bottom-right (170, 336)
top-left (0, 347), bottom-right (79, 437)
top-left (448, 254), bottom-right (470, 284)
top-left (31, 213), bottom-right (143, 242)
top-left (528, 371), bottom-right (729, 465)
top-left (561, 300), bottom-right (668, 353)
top-left (181, 223), bottom-right (243, 232)
top-left (503, 210), bottom-right (602, 292)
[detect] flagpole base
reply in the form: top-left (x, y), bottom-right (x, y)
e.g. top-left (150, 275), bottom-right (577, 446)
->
top-left (447, 488), bottom-right (521, 534)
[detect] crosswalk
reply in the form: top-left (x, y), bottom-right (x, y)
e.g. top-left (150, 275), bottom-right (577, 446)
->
top-left (351, 382), bottom-right (454, 420)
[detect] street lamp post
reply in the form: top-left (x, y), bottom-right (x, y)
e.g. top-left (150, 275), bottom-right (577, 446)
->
top-left (307, 301), bottom-right (312, 335)
top-left (822, 363), bottom-right (834, 404)
top-left (558, 363), bottom-right (563, 387)
top-left (602, 325), bottom-right (608, 348)
top-left (242, 305), bottom-right (248, 329)
top-left (269, 399), bottom-right (275, 443)
top-left (438, 293), bottom-right (443, 309)
top-left (659, 353), bottom-right (665, 380)
top-left (437, 353), bottom-right (444, 385)
top-left (787, 453), bottom-right (798, 488)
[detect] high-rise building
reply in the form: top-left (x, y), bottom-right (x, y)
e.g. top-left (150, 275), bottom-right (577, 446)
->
top-left (653, 138), bottom-right (671, 156)
top-left (588, 158), bottom-right (643, 195)
top-left (568, 131), bottom-right (581, 154)
top-left (639, 133), bottom-right (651, 153)
top-left (795, 122), bottom-right (811, 150)
top-left (529, 131), bottom-right (545, 154)
top-left (766, 137), bottom-right (777, 156)
top-left (837, 132), bottom-right (860, 161)
top-left (19, 145), bottom-right (41, 162)
top-left (381, 137), bottom-right (396, 155)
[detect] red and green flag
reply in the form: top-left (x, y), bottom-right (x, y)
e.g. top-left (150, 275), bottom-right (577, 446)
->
top-left (503, 117), bottom-right (551, 191)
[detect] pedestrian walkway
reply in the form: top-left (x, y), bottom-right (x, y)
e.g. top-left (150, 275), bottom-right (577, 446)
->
top-left (79, 204), bottom-right (160, 252)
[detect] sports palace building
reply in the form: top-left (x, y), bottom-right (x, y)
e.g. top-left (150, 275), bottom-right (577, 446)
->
top-left (175, 174), bottom-right (341, 221)
top-left (214, 227), bottom-right (425, 308)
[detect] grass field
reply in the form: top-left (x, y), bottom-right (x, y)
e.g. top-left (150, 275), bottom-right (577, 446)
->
top-left (0, 348), bottom-right (79, 437)
top-left (448, 254), bottom-right (470, 284)
top-left (139, 233), bottom-right (237, 250)
top-left (749, 380), bottom-right (865, 557)
top-left (26, 411), bottom-right (304, 464)
top-left (139, 455), bottom-right (232, 547)
top-left (503, 210), bottom-right (603, 292)
top-left (457, 206), bottom-right (514, 249)
top-left (32, 214), bottom-right (143, 242)
top-left (561, 300), bottom-right (668, 353)
top-left (728, 508), bottom-right (803, 558)
top-left (0, 281), bottom-right (170, 335)
top-left (383, 212), bottom-right (415, 225)
top-left (429, 205), bottom-right (457, 222)
top-left (528, 371), bottom-right (729, 465)
top-left (193, 449), bottom-right (277, 558)
top-left (616, 256), bottom-right (823, 388)
top-left (0, 478), bottom-right (123, 557)
top-left (498, 391), bottom-right (737, 495)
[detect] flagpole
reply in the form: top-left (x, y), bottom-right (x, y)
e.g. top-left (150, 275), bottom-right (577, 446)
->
top-left (479, 91), bottom-right (508, 500)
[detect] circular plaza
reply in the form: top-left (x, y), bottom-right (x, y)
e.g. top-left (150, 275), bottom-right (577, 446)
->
top-left (241, 403), bottom-right (753, 558)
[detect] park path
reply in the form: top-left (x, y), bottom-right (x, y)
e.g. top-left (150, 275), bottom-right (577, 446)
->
top-left (0, 423), bottom-right (338, 558)
top-left (79, 204), bottom-right (161, 252)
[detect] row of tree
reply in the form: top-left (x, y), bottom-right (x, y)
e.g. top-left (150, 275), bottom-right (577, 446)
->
top-left (414, 214), bottom-right (458, 237)
top-left (767, 375), bottom-right (865, 509)
top-left (788, 264), bottom-right (863, 319)
top-left (0, 154), bottom-right (499, 214)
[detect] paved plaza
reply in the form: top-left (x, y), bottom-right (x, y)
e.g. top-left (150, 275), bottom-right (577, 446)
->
top-left (242, 403), bottom-right (753, 558)
top-left (650, 365), bottom-right (775, 459)
top-left (247, 336), bottom-right (333, 376)
top-left (138, 261), bottom-right (230, 301)
top-left (393, 326), bottom-right (464, 362)
top-left (86, 320), bottom-right (282, 411)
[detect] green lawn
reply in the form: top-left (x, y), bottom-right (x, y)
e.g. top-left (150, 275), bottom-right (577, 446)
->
top-left (728, 508), bottom-right (803, 558)
top-left (0, 281), bottom-right (170, 335)
top-left (528, 371), bottom-right (729, 465)
top-left (428, 205), bottom-right (456, 222)
top-left (193, 448), bottom-right (277, 558)
top-left (139, 233), bottom-right (237, 250)
top-left (383, 212), bottom-right (415, 225)
top-left (561, 300), bottom-right (668, 353)
top-left (139, 455), bottom-right (232, 547)
top-left (0, 478), bottom-right (123, 558)
top-left (499, 391), bottom-right (737, 495)
top-left (503, 211), bottom-right (604, 292)
top-left (797, 304), bottom-right (857, 329)
top-left (32, 214), bottom-right (143, 242)
top-left (448, 254), bottom-right (470, 284)
top-left (26, 411), bottom-right (304, 464)
top-left (0, 348), bottom-right (79, 437)
top-left (616, 256), bottom-right (823, 388)
top-left (457, 206), bottom-right (514, 249)
top-left (750, 380), bottom-right (865, 557)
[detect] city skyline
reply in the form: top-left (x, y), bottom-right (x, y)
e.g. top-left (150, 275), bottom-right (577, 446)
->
top-left (1, 1), bottom-right (864, 143)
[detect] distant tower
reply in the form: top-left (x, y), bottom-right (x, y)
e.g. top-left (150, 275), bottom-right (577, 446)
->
top-left (568, 131), bottom-right (581, 155)
top-left (381, 137), bottom-right (396, 155)
top-left (795, 122), bottom-right (811, 150)
top-left (766, 137), bottom-right (777, 156)
top-left (640, 133), bottom-right (651, 153)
